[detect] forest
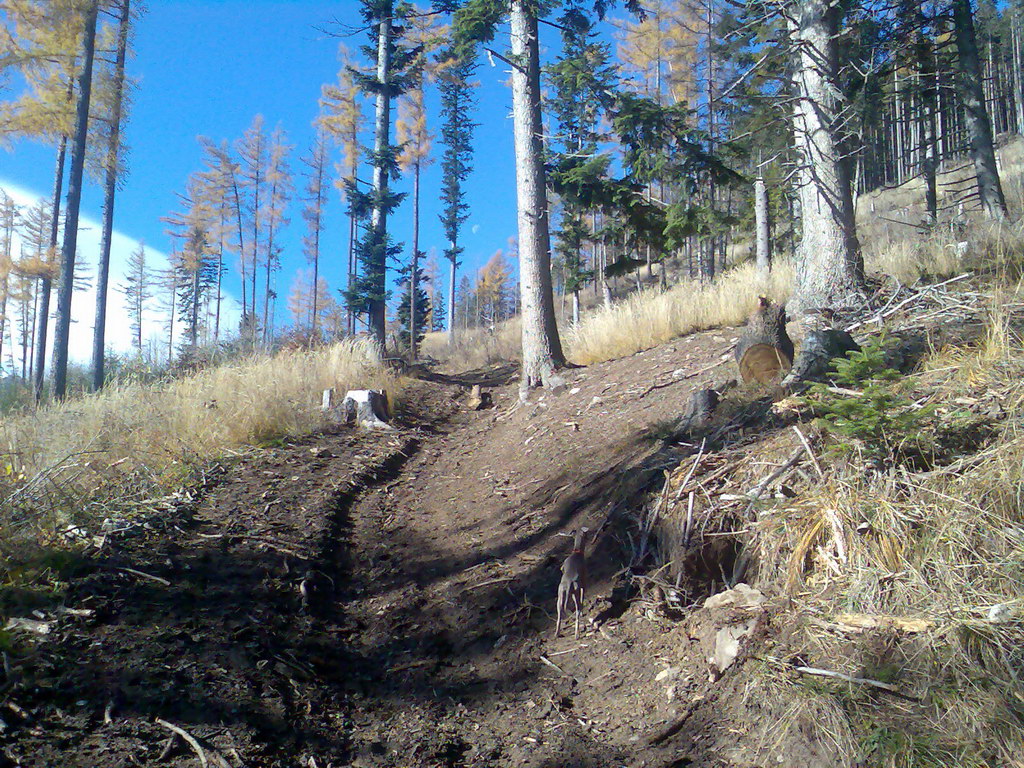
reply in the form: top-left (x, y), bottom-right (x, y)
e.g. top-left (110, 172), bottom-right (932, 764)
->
top-left (3, 2), bottom-right (1024, 767)
top-left (0, 0), bottom-right (1020, 402)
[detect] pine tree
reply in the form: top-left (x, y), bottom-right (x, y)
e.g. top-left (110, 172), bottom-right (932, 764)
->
top-left (319, 45), bottom-right (366, 336)
top-left (396, 6), bottom-right (446, 361)
top-left (262, 125), bottom-right (293, 344)
top-left (344, 0), bottom-right (419, 350)
top-left (437, 49), bottom-right (476, 346)
top-left (119, 243), bottom-right (151, 352)
top-left (236, 114), bottom-right (269, 340)
top-left (786, 0), bottom-right (863, 312)
top-left (51, 0), bottom-right (99, 400)
top-left (91, 0), bottom-right (135, 390)
top-left (301, 130), bottom-right (330, 337)
top-left (395, 266), bottom-right (430, 354)
top-left (431, 285), bottom-right (447, 332)
top-left (0, 193), bottom-right (18, 377)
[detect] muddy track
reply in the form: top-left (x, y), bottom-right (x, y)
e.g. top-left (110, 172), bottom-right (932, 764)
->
top-left (4, 337), bottom-right (740, 767)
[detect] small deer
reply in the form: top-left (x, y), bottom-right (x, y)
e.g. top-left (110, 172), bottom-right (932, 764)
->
top-left (554, 528), bottom-right (589, 639)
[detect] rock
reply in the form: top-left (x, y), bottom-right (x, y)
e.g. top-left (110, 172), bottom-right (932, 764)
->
top-left (703, 583), bottom-right (766, 611)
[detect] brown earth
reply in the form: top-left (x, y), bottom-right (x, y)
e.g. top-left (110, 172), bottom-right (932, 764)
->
top-left (0, 324), bottom-right (858, 768)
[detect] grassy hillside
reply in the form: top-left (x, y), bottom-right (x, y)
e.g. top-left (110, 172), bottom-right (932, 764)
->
top-left (0, 339), bottom-right (397, 560)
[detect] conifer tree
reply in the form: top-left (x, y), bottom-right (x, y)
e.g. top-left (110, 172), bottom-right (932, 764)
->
top-left (952, 0), bottom-right (1009, 219)
top-left (455, 0), bottom-right (568, 393)
top-left (437, 49), bottom-right (476, 346)
top-left (119, 243), bottom-right (151, 352)
top-left (431, 284), bottom-right (447, 331)
top-left (236, 114), bottom-right (269, 340)
top-left (395, 267), bottom-right (429, 353)
top-left (301, 130), bottom-right (330, 337)
top-left (786, 0), bottom-right (863, 312)
top-left (396, 6), bottom-right (445, 360)
top-left (91, 0), bottom-right (134, 390)
top-left (52, 0), bottom-right (99, 400)
top-left (344, 0), bottom-right (418, 350)
top-left (262, 125), bottom-right (293, 344)
top-left (319, 45), bottom-right (365, 336)
top-left (0, 193), bottom-right (17, 376)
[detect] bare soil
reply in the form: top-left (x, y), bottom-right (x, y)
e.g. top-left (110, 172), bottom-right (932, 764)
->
top-left (1, 326), bottom-right (827, 768)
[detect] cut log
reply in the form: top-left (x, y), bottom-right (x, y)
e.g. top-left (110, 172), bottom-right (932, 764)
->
top-left (781, 329), bottom-right (860, 391)
top-left (339, 389), bottom-right (393, 430)
top-left (735, 296), bottom-right (794, 385)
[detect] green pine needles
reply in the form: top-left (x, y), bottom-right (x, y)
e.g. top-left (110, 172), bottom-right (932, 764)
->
top-left (800, 334), bottom-right (937, 465)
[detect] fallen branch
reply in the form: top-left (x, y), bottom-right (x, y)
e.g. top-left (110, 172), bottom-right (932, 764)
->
top-left (795, 666), bottom-right (917, 700)
top-left (155, 718), bottom-right (207, 768)
top-left (119, 567), bottom-right (171, 587)
top-left (845, 272), bottom-right (973, 332)
top-left (791, 426), bottom-right (823, 479)
top-left (747, 446), bottom-right (806, 501)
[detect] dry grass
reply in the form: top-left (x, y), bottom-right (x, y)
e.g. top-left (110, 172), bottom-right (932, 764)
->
top-left (0, 338), bottom-right (398, 552)
top-left (421, 318), bottom-right (522, 372)
top-left (566, 261), bottom-right (795, 365)
top-left (638, 289), bottom-right (1024, 766)
top-left (771, 304), bottom-right (1024, 764)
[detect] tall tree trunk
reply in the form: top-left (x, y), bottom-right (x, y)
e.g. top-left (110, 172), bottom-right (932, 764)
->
top-left (91, 0), bottom-right (130, 391)
top-left (446, 255), bottom-right (456, 344)
top-left (755, 172), bottom-right (771, 272)
top-left (1012, 12), bottom-right (1024, 134)
top-left (787, 0), bottom-right (863, 313)
top-left (952, 0), bottom-right (1008, 219)
top-left (409, 159), bottom-right (420, 362)
top-left (367, 12), bottom-right (393, 351)
top-left (914, 0), bottom-right (938, 225)
top-left (510, 0), bottom-right (564, 396)
top-left (34, 136), bottom-right (68, 403)
top-left (52, 0), bottom-right (99, 401)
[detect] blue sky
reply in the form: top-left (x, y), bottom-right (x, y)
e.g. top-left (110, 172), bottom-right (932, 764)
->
top-left (1, 0), bottom-right (549, 354)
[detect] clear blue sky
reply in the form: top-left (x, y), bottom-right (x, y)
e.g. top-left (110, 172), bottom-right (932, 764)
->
top-left (1, 0), bottom-right (552, 343)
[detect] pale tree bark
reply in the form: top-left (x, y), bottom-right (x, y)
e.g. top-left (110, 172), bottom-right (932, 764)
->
top-left (952, 0), bottom-right (1008, 220)
top-left (446, 256), bottom-right (456, 343)
top-left (368, 13), bottom-right (393, 350)
top-left (754, 172), bottom-right (771, 272)
top-left (914, 0), bottom-right (938, 225)
top-left (787, 0), bottom-right (863, 314)
top-left (408, 159), bottom-right (420, 362)
top-left (92, 0), bottom-right (131, 391)
top-left (52, 0), bottom-right (99, 401)
top-left (34, 135), bottom-right (67, 403)
top-left (509, 0), bottom-right (565, 396)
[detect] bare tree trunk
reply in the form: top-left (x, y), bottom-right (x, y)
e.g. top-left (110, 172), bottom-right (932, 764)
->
top-left (952, 0), bottom-right (1008, 220)
top-left (91, 0), bottom-right (130, 391)
top-left (787, 0), bottom-right (863, 314)
top-left (755, 172), bottom-right (771, 272)
top-left (409, 159), bottom-right (420, 362)
top-left (1013, 12), bottom-right (1024, 134)
top-left (34, 136), bottom-right (68, 403)
top-left (367, 13), bottom-right (392, 351)
top-left (52, 0), bottom-right (99, 401)
top-left (509, 0), bottom-right (565, 395)
top-left (446, 255), bottom-right (456, 345)
top-left (914, 0), bottom-right (938, 225)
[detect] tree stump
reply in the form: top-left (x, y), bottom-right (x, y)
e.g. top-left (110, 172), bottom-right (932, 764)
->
top-left (465, 384), bottom-right (492, 410)
top-left (781, 329), bottom-right (860, 391)
top-left (338, 389), bottom-right (393, 430)
top-left (735, 296), bottom-right (794, 385)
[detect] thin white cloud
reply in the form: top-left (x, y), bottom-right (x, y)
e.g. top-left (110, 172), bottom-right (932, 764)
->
top-left (0, 179), bottom-right (240, 371)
